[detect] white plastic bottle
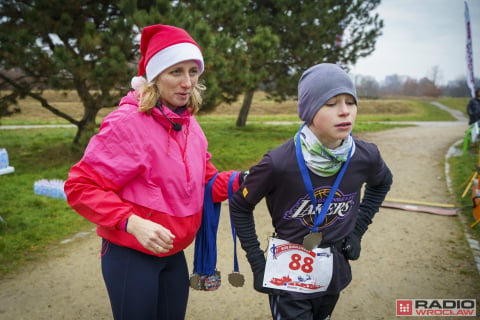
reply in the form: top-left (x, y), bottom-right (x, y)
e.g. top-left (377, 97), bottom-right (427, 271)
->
top-left (0, 148), bottom-right (8, 169)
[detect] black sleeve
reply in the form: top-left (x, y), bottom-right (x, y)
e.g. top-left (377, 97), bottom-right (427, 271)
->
top-left (356, 168), bottom-right (393, 236)
top-left (229, 191), bottom-right (265, 269)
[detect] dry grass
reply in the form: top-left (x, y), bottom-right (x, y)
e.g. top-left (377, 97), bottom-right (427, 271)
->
top-left (3, 90), bottom-right (431, 123)
top-left (212, 91), bottom-right (298, 116)
top-left (6, 90), bottom-right (299, 123)
top-left (213, 92), bottom-right (423, 116)
top-left (4, 90), bottom-right (115, 123)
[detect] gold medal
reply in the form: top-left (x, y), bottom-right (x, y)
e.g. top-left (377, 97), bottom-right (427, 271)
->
top-left (228, 272), bottom-right (245, 287)
top-left (189, 273), bottom-right (202, 290)
top-left (303, 232), bottom-right (323, 251)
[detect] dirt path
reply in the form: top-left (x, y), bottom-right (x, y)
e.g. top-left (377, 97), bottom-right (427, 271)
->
top-left (1, 107), bottom-right (480, 319)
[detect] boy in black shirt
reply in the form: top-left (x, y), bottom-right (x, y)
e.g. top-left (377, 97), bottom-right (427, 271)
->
top-left (230, 63), bottom-right (393, 319)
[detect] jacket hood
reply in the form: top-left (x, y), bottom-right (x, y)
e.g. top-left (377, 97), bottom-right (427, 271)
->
top-left (119, 91), bottom-right (191, 131)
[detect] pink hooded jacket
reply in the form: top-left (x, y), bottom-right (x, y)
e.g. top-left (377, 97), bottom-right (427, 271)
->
top-left (65, 91), bottom-right (239, 256)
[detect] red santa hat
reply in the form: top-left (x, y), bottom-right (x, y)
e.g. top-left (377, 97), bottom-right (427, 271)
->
top-left (137, 24), bottom-right (204, 82)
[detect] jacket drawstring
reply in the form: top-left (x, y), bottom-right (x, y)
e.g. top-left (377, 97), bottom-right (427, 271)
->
top-left (183, 122), bottom-right (189, 162)
top-left (183, 122), bottom-right (191, 182)
top-left (166, 125), bottom-right (173, 156)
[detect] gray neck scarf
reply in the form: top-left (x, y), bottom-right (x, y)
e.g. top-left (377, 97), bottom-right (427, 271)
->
top-left (296, 125), bottom-right (355, 177)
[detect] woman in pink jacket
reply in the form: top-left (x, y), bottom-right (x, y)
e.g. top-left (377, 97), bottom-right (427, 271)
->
top-left (64, 24), bottom-right (241, 320)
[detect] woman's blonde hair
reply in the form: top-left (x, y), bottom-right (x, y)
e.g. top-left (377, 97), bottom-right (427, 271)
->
top-left (137, 79), bottom-right (206, 115)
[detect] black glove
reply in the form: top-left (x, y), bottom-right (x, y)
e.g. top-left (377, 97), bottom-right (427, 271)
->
top-left (343, 172), bottom-right (393, 261)
top-left (250, 254), bottom-right (271, 294)
top-left (342, 231), bottom-right (361, 260)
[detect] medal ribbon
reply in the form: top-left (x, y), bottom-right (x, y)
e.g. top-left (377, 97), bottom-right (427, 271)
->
top-left (295, 125), bottom-right (352, 232)
top-left (228, 171), bottom-right (240, 273)
top-left (193, 173), bottom-right (221, 275)
top-left (192, 172), bottom-right (242, 276)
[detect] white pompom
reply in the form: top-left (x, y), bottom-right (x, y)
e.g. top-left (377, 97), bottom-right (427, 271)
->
top-left (131, 76), bottom-right (147, 91)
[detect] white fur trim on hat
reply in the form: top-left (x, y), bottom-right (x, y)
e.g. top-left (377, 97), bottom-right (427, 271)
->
top-left (131, 76), bottom-right (147, 91)
top-left (145, 42), bottom-right (204, 82)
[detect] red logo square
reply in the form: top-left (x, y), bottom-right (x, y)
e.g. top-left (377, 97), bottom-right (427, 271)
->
top-left (396, 300), bottom-right (413, 316)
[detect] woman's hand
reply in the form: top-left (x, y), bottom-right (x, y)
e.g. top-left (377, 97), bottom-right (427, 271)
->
top-left (126, 215), bottom-right (175, 254)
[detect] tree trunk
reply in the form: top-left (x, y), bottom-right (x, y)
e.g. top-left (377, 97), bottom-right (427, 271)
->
top-left (236, 89), bottom-right (255, 127)
top-left (73, 105), bottom-right (98, 147)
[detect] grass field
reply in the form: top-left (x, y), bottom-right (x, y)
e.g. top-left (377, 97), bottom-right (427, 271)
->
top-left (0, 91), bottom-right (473, 278)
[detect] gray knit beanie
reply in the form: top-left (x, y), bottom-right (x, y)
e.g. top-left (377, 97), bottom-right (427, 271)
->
top-left (298, 63), bottom-right (357, 124)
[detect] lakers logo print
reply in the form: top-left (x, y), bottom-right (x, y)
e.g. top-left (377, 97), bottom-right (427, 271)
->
top-left (285, 187), bottom-right (356, 229)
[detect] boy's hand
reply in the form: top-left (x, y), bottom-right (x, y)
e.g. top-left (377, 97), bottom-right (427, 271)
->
top-left (342, 233), bottom-right (361, 260)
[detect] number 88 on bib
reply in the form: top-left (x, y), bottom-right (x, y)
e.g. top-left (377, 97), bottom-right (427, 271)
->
top-left (263, 238), bottom-right (333, 293)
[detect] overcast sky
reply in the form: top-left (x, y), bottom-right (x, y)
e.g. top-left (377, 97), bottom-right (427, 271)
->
top-left (350, 0), bottom-right (480, 85)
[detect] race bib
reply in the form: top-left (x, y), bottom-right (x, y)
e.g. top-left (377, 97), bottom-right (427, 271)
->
top-left (263, 238), bottom-right (333, 293)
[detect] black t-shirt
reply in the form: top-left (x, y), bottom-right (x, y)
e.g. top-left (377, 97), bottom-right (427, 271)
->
top-left (235, 137), bottom-right (392, 298)
top-left (243, 137), bottom-right (390, 244)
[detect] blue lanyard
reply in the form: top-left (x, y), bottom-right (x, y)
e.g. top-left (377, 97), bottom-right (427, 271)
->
top-left (193, 173), bottom-right (220, 275)
top-left (228, 171), bottom-right (240, 273)
top-left (193, 172), bottom-right (241, 275)
top-left (295, 127), bottom-right (352, 232)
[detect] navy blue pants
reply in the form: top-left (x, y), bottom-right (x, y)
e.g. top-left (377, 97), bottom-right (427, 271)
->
top-left (101, 240), bottom-right (189, 320)
top-left (269, 293), bottom-right (339, 320)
